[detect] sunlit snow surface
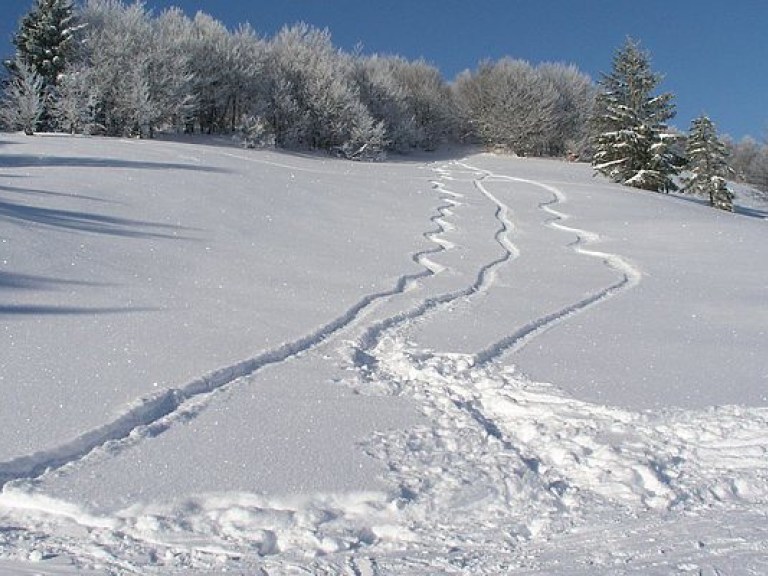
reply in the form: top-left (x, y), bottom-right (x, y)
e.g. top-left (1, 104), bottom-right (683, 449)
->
top-left (1, 134), bottom-right (766, 574)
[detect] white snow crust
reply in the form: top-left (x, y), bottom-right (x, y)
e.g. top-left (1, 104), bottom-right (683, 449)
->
top-left (1, 134), bottom-right (767, 574)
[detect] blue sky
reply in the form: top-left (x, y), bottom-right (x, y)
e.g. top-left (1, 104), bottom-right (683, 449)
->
top-left (1, 0), bottom-right (766, 140)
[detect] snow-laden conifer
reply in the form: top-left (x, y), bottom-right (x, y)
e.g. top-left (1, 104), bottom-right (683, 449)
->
top-left (591, 38), bottom-right (679, 192)
top-left (683, 115), bottom-right (734, 211)
top-left (13, 0), bottom-right (78, 89)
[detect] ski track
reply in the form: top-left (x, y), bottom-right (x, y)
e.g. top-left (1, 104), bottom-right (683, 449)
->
top-left (451, 162), bottom-right (643, 366)
top-left (349, 163), bottom-right (520, 376)
top-left (352, 159), bottom-right (641, 374)
top-left (3, 156), bottom-right (768, 575)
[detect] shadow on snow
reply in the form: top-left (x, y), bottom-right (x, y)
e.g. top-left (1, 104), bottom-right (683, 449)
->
top-left (0, 304), bottom-right (156, 316)
top-left (0, 198), bottom-right (192, 239)
top-left (0, 271), bottom-right (111, 291)
top-left (0, 154), bottom-right (231, 173)
top-left (0, 182), bottom-right (120, 204)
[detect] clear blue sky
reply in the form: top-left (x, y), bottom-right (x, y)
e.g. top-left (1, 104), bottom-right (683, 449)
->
top-left (2, 0), bottom-right (766, 140)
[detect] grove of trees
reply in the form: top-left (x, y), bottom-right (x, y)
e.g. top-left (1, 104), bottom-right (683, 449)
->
top-left (0, 0), bottom-right (595, 161)
top-left (2, 0), bottom-right (766, 204)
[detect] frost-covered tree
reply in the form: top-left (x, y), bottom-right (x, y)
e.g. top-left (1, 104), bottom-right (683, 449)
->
top-left (454, 58), bottom-right (559, 155)
top-left (683, 115), bottom-right (734, 211)
top-left (726, 136), bottom-right (768, 192)
top-left (591, 38), bottom-right (679, 191)
top-left (76, 0), bottom-right (152, 135)
top-left (77, 0), bottom-right (193, 137)
top-left (351, 55), bottom-right (420, 152)
top-left (743, 145), bottom-right (768, 192)
top-left (262, 23), bottom-right (386, 157)
top-left (453, 59), bottom-right (593, 157)
top-left (388, 57), bottom-right (456, 151)
top-left (266, 24), bottom-right (341, 148)
top-left (537, 63), bottom-right (595, 157)
top-left (183, 12), bottom-right (265, 134)
top-left (226, 24), bottom-right (269, 132)
top-left (148, 7), bottom-right (197, 133)
top-left (50, 63), bottom-right (98, 133)
top-left (1, 57), bottom-right (46, 134)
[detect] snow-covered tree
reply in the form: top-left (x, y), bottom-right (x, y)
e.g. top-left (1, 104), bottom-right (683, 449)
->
top-left (76, 0), bottom-right (151, 135)
top-left (742, 145), bottom-right (768, 192)
top-left (454, 58), bottom-right (559, 155)
top-left (453, 59), bottom-right (593, 157)
top-left (388, 57), bottom-right (456, 151)
top-left (726, 136), bottom-right (768, 192)
top-left (12, 0), bottom-right (78, 89)
top-left (184, 12), bottom-right (263, 134)
top-left (683, 115), bottom-right (734, 211)
top-left (263, 23), bottom-right (386, 156)
top-left (148, 7), bottom-right (197, 133)
top-left (536, 63), bottom-right (595, 157)
top-left (350, 55), bottom-right (420, 152)
top-left (49, 63), bottom-right (98, 133)
top-left (591, 38), bottom-right (679, 191)
top-left (1, 57), bottom-right (46, 134)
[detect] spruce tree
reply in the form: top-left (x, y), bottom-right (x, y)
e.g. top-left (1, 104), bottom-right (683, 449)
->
top-left (13, 0), bottom-right (77, 90)
top-left (683, 115), bottom-right (735, 211)
top-left (592, 38), bottom-right (679, 192)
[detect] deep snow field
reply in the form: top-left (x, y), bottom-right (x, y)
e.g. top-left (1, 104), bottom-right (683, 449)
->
top-left (0, 133), bottom-right (767, 575)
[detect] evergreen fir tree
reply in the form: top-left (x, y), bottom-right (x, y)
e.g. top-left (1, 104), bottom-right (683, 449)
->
top-left (683, 115), bottom-right (735, 211)
top-left (591, 38), bottom-right (679, 192)
top-left (12, 0), bottom-right (78, 90)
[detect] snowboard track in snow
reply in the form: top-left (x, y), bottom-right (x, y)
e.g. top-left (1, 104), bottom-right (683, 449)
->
top-left (352, 159), bottom-right (642, 373)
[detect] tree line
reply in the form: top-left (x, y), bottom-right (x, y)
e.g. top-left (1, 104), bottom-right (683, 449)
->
top-left (0, 0), bottom-right (596, 160)
top-left (2, 0), bottom-right (766, 210)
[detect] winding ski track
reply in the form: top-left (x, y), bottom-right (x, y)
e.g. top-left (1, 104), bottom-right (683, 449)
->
top-left (353, 159), bottom-right (642, 371)
top-left (467, 166), bottom-right (643, 365)
top-left (351, 164), bottom-right (520, 365)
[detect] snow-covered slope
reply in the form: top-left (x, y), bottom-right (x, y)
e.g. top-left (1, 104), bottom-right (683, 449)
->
top-left (1, 134), bottom-right (766, 574)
